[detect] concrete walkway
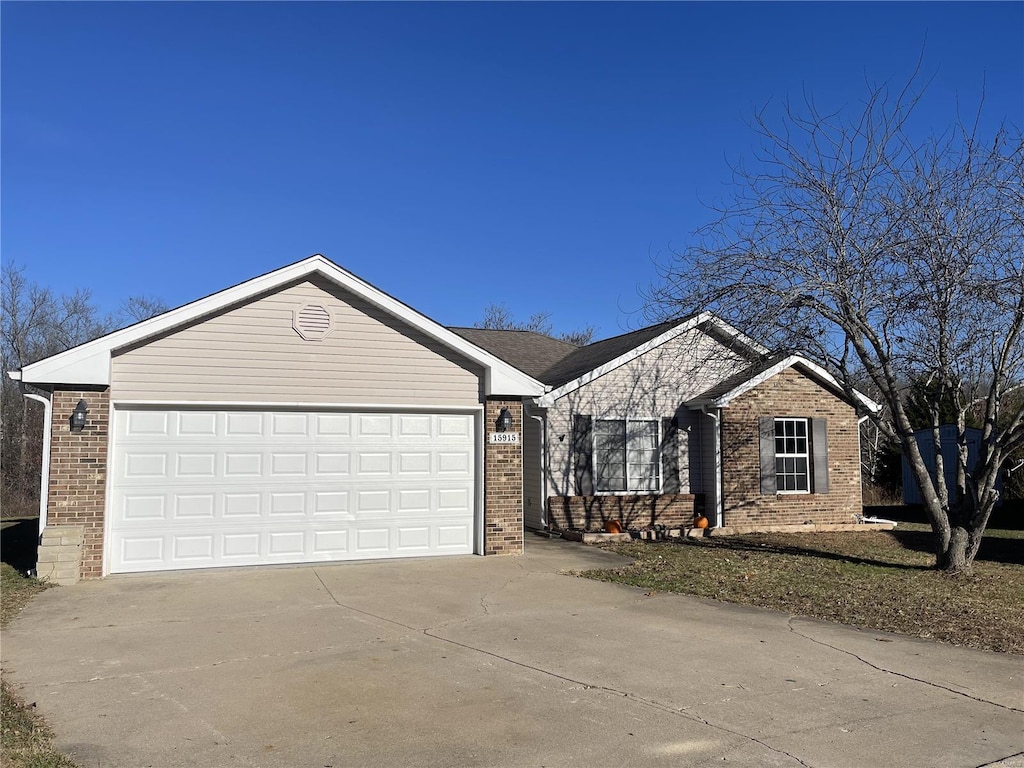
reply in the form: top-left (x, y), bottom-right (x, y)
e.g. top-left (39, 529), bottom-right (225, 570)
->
top-left (2, 537), bottom-right (1022, 767)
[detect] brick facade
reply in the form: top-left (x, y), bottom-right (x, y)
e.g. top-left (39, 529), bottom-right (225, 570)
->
top-left (720, 368), bottom-right (862, 526)
top-left (45, 388), bottom-right (110, 580)
top-left (483, 399), bottom-right (524, 555)
top-left (547, 493), bottom-right (703, 531)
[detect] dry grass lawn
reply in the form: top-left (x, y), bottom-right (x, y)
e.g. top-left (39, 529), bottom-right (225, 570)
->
top-left (583, 523), bottom-right (1024, 654)
top-left (1, 563), bottom-right (78, 768)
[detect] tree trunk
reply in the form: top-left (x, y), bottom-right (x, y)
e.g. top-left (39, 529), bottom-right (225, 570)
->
top-left (939, 526), bottom-right (972, 576)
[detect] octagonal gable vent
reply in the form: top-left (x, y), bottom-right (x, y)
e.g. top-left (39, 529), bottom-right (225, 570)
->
top-left (292, 304), bottom-right (334, 341)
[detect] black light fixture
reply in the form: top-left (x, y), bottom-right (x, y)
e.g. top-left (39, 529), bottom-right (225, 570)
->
top-left (70, 399), bottom-right (88, 432)
top-left (496, 407), bottom-right (513, 432)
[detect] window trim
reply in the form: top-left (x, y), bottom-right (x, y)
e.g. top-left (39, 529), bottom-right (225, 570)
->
top-left (773, 417), bottom-right (810, 494)
top-left (592, 417), bottom-right (662, 495)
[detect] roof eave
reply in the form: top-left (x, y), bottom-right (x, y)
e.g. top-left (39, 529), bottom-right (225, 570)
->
top-left (17, 254), bottom-right (545, 397)
top-left (537, 312), bottom-right (714, 406)
top-left (687, 355), bottom-right (881, 414)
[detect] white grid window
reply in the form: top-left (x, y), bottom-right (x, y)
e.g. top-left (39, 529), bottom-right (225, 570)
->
top-left (594, 419), bottom-right (660, 493)
top-left (774, 418), bottom-right (809, 493)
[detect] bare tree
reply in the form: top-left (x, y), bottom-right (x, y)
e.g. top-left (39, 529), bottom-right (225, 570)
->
top-left (649, 74), bottom-right (1023, 574)
top-left (117, 295), bottom-right (169, 326)
top-left (1, 262), bottom-right (167, 517)
top-left (477, 302), bottom-right (595, 346)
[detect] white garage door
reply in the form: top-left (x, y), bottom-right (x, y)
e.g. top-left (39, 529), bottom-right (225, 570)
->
top-left (109, 408), bottom-right (477, 574)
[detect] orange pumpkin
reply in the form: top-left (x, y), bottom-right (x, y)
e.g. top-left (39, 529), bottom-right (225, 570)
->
top-left (693, 515), bottom-right (709, 529)
top-left (604, 519), bottom-right (623, 534)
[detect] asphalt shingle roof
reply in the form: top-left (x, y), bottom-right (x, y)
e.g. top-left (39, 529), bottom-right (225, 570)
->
top-left (448, 328), bottom-right (580, 380)
top-left (687, 353), bottom-right (791, 404)
top-left (450, 317), bottom-right (704, 387)
top-left (536, 320), bottom-right (684, 387)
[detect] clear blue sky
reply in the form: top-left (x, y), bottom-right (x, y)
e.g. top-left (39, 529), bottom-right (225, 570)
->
top-left (3, 2), bottom-right (1022, 340)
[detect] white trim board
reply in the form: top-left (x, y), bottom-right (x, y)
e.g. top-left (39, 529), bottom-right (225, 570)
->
top-left (111, 400), bottom-right (486, 413)
top-left (15, 255), bottom-right (545, 397)
top-left (537, 313), bottom-right (766, 407)
top-left (695, 355), bottom-right (881, 413)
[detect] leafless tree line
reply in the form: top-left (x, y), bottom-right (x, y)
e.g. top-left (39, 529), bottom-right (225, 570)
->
top-left (1, 261), bottom-right (165, 517)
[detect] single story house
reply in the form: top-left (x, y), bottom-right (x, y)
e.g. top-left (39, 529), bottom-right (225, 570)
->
top-left (12, 255), bottom-right (878, 582)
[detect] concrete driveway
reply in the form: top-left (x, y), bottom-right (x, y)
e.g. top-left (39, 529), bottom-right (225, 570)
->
top-left (3, 537), bottom-right (1022, 768)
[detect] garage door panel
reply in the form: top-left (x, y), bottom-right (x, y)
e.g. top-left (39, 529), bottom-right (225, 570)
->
top-left (315, 413), bottom-right (351, 436)
top-left (223, 493), bottom-right (260, 518)
top-left (110, 408), bottom-right (477, 573)
top-left (223, 532), bottom-right (260, 558)
top-left (122, 410), bottom-right (170, 437)
top-left (121, 494), bottom-right (166, 521)
top-left (271, 413), bottom-right (309, 437)
top-left (357, 414), bottom-right (392, 437)
top-left (312, 529), bottom-right (348, 554)
top-left (398, 415), bottom-right (432, 437)
top-left (177, 453), bottom-right (217, 477)
top-left (178, 411), bottom-right (217, 436)
top-left (120, 536), bottom-right (165, 566)
top-left (225, 412), bottom-right (265, 436)
top-left (438, 415), bottom-right (472, 437)
top-left (437, 524), bottom-right (473, 549)
top-left (314, 452), bottom-right (351, 475)
top-left (175, 494), bottom-right (215, 519)
top-left (123, 453), bottom-right (168, 479)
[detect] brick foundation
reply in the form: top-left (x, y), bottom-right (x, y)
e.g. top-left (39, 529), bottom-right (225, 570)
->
top-left (45, 388), bottom-right (110, 580)
top-left (483, 399), bottom-right (524, 555)
top-left (547, 493), bottom-right (703, 531)
top-left (721, 369), bottom-right (862, 526)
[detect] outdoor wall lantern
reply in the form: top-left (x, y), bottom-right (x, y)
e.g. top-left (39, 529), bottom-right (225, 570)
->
top-left (70, 399), bottom-right (88, 432)
top-left (496, 407), bottom-right (513, 432)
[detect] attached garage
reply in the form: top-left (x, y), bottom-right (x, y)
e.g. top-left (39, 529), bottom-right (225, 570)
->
top-left (14, 256), bottom-right (542, 580)
top-left (109, 408), bottom-right (477, 573)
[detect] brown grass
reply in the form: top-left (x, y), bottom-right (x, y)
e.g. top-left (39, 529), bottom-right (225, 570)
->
top-left (1, 563), bottom-right (78, 768)
top-left (583, 524), bottom-right (1024, 654)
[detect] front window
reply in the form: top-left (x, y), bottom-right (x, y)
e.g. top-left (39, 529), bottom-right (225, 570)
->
top-left (774, 418), bottom-right (809, 492)
top-left (594, 419), bottom-right (660, 492)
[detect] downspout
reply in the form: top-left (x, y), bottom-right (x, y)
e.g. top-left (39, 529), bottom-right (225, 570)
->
top-left (22, 388), bottom-right (53, 536)
top-left (524, 400), bottom-right (548, 530)
top-left (702, 406), bottom-right (724, 529)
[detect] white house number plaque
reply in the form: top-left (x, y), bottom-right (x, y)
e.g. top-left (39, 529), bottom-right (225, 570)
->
top-left (488, 432), bottom-right (520, 444)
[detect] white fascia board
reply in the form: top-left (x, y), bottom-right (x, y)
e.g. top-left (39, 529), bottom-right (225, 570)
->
top-left (705, 355), bottom-right (882, 413)
top-left (17, 254), bottom-right (545, 396)
top-left (537, 313), bottom-right (713, 407)
top-left (707, 317), bottom-right (770, 356)
top-left (7, 371), bottom-right (21, 381)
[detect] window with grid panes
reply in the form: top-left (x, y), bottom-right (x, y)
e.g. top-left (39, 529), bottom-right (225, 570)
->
top-left (594, 419), bottom-right (660, 492)
top-left (774, 418), bottom-right (810, 492)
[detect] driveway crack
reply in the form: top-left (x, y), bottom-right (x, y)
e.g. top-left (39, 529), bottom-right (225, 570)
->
top-left (417, 629), bottom-right (813, 767)
top-left (786, 617), bottom-right (1023, 714)
top-left (303, 581), bottom-right (812, 767)
top-left (976, 751), bottom-right (1024, 767)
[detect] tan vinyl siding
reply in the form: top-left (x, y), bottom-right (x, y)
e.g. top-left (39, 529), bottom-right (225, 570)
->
top-left (112, 276), bottom-right (483, 406)
top-left (545, 328), bottom-right (748, 497)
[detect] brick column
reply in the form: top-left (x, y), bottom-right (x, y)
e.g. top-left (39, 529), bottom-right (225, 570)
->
top-left (483, 399), bottom-right (524, 555)
top-left (45, 388), bottom-right (110, 580)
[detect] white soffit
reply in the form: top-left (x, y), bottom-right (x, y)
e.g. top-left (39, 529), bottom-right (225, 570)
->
top-left (15, 255), bottom-right (544, 397)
